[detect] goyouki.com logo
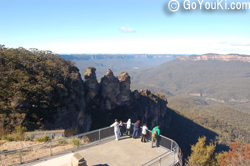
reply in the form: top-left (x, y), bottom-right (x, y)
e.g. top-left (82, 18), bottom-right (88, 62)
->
top-left (168, 0), bottom-right (250, 12)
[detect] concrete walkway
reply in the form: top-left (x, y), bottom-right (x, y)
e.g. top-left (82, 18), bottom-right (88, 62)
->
top-left (77, 136), bottom-right (168, 166)
top-left (22, 136), bottom-right (174, 166)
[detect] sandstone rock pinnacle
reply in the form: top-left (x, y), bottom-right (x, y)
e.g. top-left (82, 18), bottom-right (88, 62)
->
top-left (84, 67), bottom-right (99, 99)
top-left (100, 69), bottom-right (120, 109)
top-left (118, 71), bottom-right (131, 104)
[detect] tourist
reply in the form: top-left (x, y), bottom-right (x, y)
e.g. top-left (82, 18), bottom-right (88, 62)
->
top-left (110, 119), bottom-right (120, 141)
top-left (151, 125), bottom-right (160, 148)
top-left (126, 119), bottom-right (131, 136)
top-left (141, 123), bottom-right (148, 142)
top-left (132, 120), bottom-right (140, 139)
top-left (119, 121), bottom-right (124, 137)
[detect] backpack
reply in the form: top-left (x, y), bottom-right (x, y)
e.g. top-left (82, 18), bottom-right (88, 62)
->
top-left (152, 128), bottom-right (158, 138)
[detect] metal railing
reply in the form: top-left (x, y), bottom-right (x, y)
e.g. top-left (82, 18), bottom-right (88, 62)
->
top-left (0, 126), bottom-right (114, 166)
top-left (141, 128), bottom-right (179, 166)
top-left (0, 124), bottom-right (179, 166)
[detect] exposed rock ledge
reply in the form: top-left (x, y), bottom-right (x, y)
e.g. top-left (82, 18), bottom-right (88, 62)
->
top-left (177, 54), bottom-right (250, 62)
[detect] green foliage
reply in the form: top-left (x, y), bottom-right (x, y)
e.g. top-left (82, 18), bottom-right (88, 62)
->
top-left (188, 136), bottom-right (216, 166)
top-left (5, 135), bottom-right (15, 142)
top-left (35, 134), bottom-right (49, 142)
top-left (58, 139), bottom-right (67, 145)
top-left (54, 136), bottom-right (67, 144)
top-left (0, 45), bottom-right (82, 132)
top-left (15, 125), bottom-right (26, 134)
top-left (69, 137), bottom-right (78, 146)
top-left (167, 96), bottom-right (250, 145)
top-left (25, 134), bottom-right (32, 141)
top-left (14, 125), bottom-right (26, 140)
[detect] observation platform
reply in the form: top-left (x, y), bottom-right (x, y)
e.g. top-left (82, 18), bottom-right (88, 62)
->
top-left (1, 125), bottom-right (179, 166)
top-left (26, 136), bottom-right (176, 166)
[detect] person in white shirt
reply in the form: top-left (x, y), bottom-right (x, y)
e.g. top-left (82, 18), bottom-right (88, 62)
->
top-left (110, 119), bottom-right (120, 140)
top-left (126, 119), bottom-right (131, 136)
top-left (141, 123), bottom-right (148, 142)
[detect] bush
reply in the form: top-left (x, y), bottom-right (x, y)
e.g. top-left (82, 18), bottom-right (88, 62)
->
top-left (15, 125), bottom-right (26, 134)
top-left (54, 136), bottom-right (67, 145)
top-left (14, 125), bottom-right (27, 141)
top-left (35, 134), bottom-right (49, 142)
top-left (69, 137), bottom-right (78, 146)
top-left (25, 134), bottom-right (32, 141)
top-left (5, 135), bottom-right (15, 142)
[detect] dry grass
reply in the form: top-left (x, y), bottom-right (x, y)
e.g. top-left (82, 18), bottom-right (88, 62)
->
top-left (0, 137), bottom-right (89, 166)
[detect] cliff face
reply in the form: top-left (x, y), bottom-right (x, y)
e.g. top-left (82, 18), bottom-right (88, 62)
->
top-left (177, 54), bottom-right (250, 62)
top-left (84, 67), bottom-right (169, 130)
top-left (38, 73), bottom-right (92, 136)
top-left (84, 67), bottom-right (99, 99)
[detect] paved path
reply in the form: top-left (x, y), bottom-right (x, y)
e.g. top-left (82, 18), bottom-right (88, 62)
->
top-left (22, 136), bottom-right (174, 166)
top-left (77, 136), bottom-right (168, 166)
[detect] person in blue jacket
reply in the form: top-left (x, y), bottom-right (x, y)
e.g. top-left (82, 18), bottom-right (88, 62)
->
top-left (132, 120), bottom-right (140, 138)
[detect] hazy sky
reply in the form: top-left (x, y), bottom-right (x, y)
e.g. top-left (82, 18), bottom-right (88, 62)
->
top-left (0, 0), bottom-right (250, 54)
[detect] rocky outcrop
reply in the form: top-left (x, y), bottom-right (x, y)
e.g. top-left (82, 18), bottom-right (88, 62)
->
top-left (84, 67), bottom-right (99, 99)
top-left (177, 54), bottom-right (250, 62)
top-left (85, 68), bottom-right (132, 110)
top-left (44, 73), bottom-right (91, 136)
top-left (83, 67), bottom-right (169, 131)
top-left (131, 90), bottom-right (169, 129)
top-left (118, 71), bottom-right (131, 105)
top-left (100, 69), bottom-right (121, 109)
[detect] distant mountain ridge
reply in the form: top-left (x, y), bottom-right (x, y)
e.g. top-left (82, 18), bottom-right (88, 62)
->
top-left (177, 54), bottom-right (250, 62)
top-left (59, 54), bottom-right (187, 80)
top-left (59, 54), bottom-right (179, 61)
top-left (130, 56), bottom-right (250, 112)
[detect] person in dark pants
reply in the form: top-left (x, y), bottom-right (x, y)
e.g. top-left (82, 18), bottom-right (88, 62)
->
top-left (141, 123), bottom-right (148, 142)
top-left (119, 121), bottom-right (124, 137)
top-left (132, 120), bottom-right (140, 138)
top-left (151, 125), bottom-right (160, 148)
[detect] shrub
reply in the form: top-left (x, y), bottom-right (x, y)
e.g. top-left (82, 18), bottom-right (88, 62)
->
top-left (69, 137), bottom-right (78, 146)
top-left (54, 136), bottom-right (67, 145)
top-left (13, 125), bottom-right (27, 141)
top-left (35, 134), bottom-right (49, 142)
top-left (15, 125), bottom-right (26, 134)
top-left (5, 135), bottom-right (15, 142)
top-left (25, 134), bottom-right (32, 141)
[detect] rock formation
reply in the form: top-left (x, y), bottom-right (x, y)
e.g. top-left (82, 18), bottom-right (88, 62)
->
top-left (43, 73), bottom-right (91, 136)
top-left (82, 67), bottom-right (169, 131)
top-left (100, 69), bottom-right (121, 109)
top-left (118, 71), bottom-right (131, 105)
top-left (177, 54), bottom-right (250, 62)
top-left (84, 67), bottom-right (99, 99)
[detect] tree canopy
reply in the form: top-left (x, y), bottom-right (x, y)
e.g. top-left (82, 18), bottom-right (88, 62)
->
top-left (0, 45), bottom-right (81, 135)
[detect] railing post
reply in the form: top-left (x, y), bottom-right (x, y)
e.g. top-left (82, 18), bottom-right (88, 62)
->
top-left (171, 141), bottom-right (173, 151)
top-left (174, 148), bottom-right (176, 165)
top-left (50, 142), bottom-right (52, 156)
top-left (19, 149), bottom-right (22, 164)
top-left (99, 129), bottom-right (101, 142)
top-left (159, 157), bottom-right (161, 166)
